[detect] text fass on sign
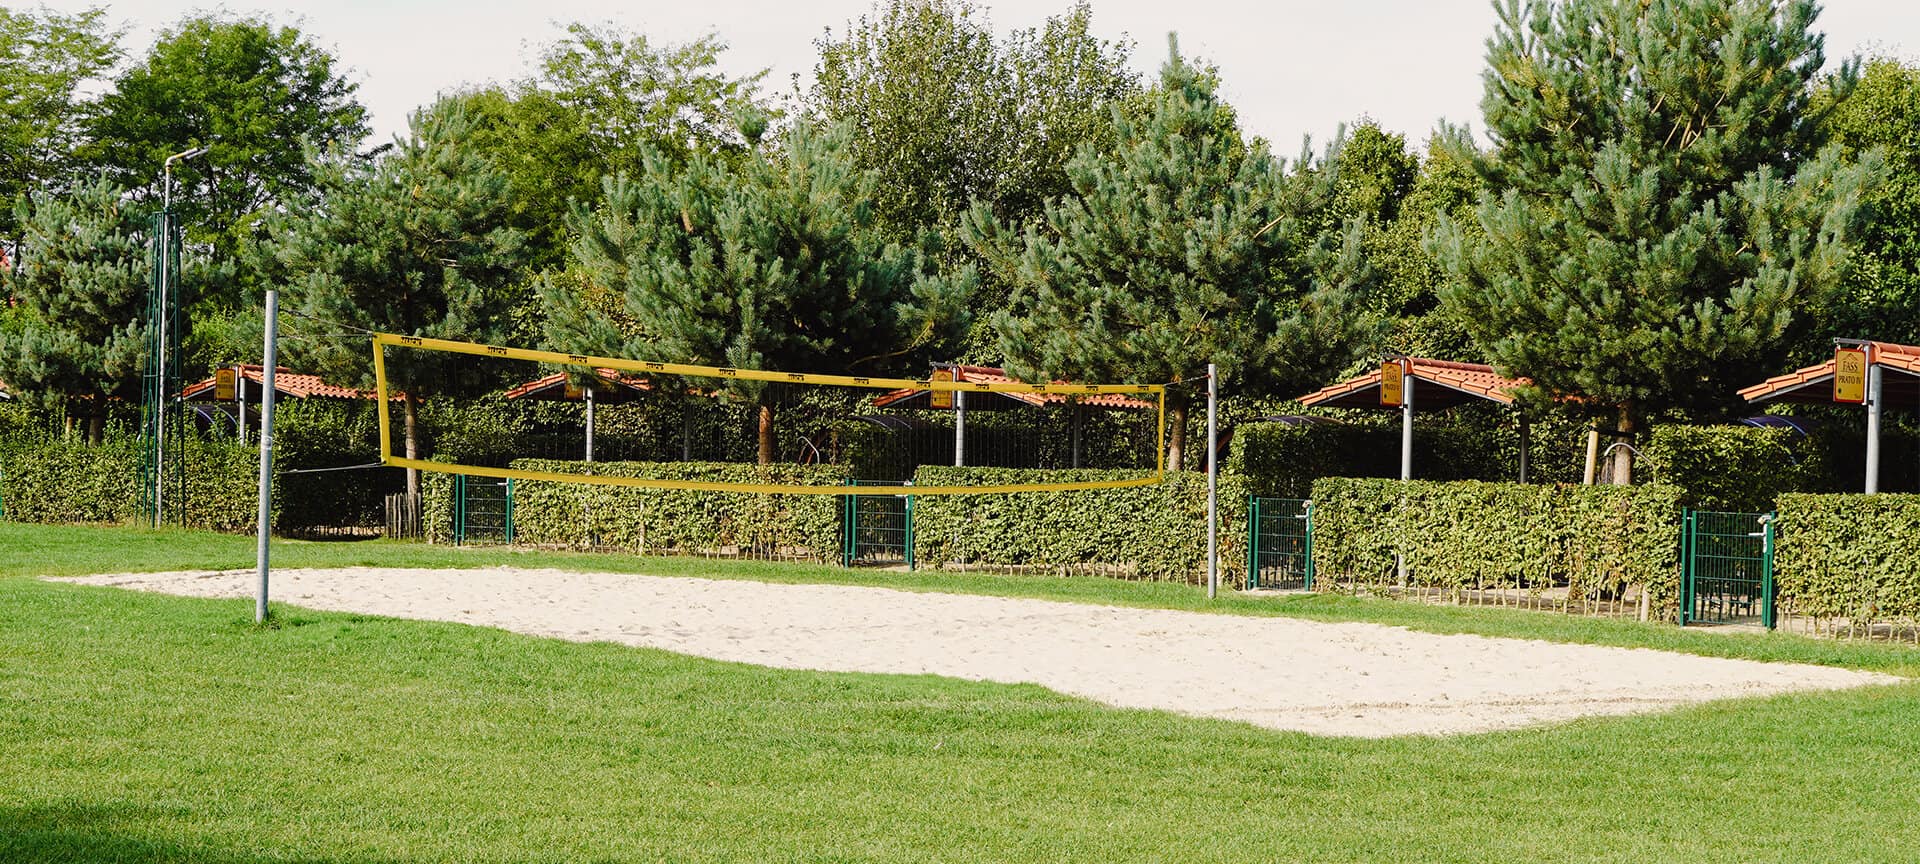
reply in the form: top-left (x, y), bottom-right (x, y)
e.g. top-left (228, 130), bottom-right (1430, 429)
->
top-left (930, 368), bottom-right (954, 409)
top-left (1834, 347), bottom-right (1868, 404)
top-left (213, 368), bottom-right (236, 401)
top-left (1380, 359), bottom-right (1406, 407)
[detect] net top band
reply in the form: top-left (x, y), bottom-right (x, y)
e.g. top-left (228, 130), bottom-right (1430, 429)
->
top-left (373, 333), bottom-right (1164, 396)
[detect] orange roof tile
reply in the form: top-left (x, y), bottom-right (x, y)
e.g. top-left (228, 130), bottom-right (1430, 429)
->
top-left (503, 369), bottom-right (652, 402)
top-left (181, 365), bottom-right (391, 401)
top-left (872, 364), bottom-right (1155, 411)
top-left (1741, 341), bottom-right (1920, 406)
top-left (1298, 357), bottom-right (1529, 410)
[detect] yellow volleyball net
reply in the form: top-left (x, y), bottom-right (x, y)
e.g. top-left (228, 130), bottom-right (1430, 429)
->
top-left (371, 334), bottom-right (1165, 495)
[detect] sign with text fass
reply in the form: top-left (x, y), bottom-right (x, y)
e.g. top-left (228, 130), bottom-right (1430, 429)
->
top-left (1380, 359), bottom-right (1407, 407)
top-left (1834, 347), bottom-right (1868, 404)
top-left (930, 368), bottom-right (953, 409)
top-left (213, 367), bottom-right (236, 401)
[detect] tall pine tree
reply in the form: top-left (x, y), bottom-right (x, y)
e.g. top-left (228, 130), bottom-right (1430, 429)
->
top-left (965, 42), bottom-right (1370, 471)
top-left (548, 121), bottom-right (975, 464)
top-left (1431, 0), bottom-right (1877, 481)
top-left (264, 100), bottom-right (526, 496)
top-left (0, 179), bottom-right (153, 442)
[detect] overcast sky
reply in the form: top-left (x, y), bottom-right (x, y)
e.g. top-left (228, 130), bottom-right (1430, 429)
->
top-left (36, 0), bottom-right (1920, 152)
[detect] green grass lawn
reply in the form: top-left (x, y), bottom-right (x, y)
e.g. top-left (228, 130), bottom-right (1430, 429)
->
top-left (6, 522), bottom-right (1920, 862)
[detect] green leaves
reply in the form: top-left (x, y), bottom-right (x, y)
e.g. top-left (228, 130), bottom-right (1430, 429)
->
top-left (0, 6), bottom-right (120, 240)
top-left (83, 13), bottom-right (368, 297)
top-left (550, 120), bottom-right (977, 464)
top-left (1435, 0), bottom-right (1877, 427)
top-left (969, 45), bottom-right (1372, 468)
top-left (1775, 493), bottom-right (1920, 627)
top-left (1312, 477), bottom-right (1684, 617)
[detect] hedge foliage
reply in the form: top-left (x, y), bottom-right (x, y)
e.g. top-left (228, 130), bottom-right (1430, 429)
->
top-left (1227, 410), bottom-right (1585, 500)
top-left (442, 459), bottom-right (850, 562)
top-left (1639, 424), bottom-right (1833, 510)
top-left (0, 434), bottom-right (263, 531)
top-left (909, 466), bottom-right (1246, 583)
top-left (1774, 493), bottom-right (1920, 625)
top-left (1309, 477), bottom-right (1684, 617)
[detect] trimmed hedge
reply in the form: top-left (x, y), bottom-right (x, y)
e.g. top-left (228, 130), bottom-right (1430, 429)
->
top-left (1310, 478), bottom-right (1684, 618)
top-left (0, 434), bottom-right (263, 531)
top-left (431, 459), bottom-right (850, 562)
top-left (1639, 424), bottom-right (1832, 511)
top-left (1774, 493), bottom-right (1920, 627)
top-left (910, 466), bottom-right (1246, 583)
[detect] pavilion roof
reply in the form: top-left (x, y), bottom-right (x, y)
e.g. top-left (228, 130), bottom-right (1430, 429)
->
top-left (1297, 357), bottom-right (1529, 411)
top-left (181, 365), bottom-right (389, 401)
top-left (872, 364), bottom-right (1154, 412)
top-left (1740, 341), bottom-right (1920, 407)
top-left (503, 369), bottom-right (653, 404)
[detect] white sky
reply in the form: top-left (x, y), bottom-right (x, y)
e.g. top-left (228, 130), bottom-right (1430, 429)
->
top-left (35, 0), bottom-right (1920, 152)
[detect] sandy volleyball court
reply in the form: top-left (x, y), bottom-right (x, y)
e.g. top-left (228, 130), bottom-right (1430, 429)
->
top-left (60, 566), bottom-right (1896, 737)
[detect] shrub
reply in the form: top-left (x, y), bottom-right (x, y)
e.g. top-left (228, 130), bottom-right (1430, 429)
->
top-left (1639, 424), bottom-right (1832, 510)
top-left (1774, 493), bottom-right (1920, 628)
top-left (909, 465), bottom-right (1246, 583)
top-left (1309, 477), bottom-right (1684, 618)
top-left (430, 459), bottom-right (850, 562)
top-left (0, 433), bottom-right (262, 531)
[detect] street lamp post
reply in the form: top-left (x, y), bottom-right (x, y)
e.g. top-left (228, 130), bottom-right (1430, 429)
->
top-left (152, 145), bottom-right (209, 525)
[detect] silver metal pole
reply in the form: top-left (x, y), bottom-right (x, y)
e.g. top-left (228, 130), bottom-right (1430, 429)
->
top-left (1400, 373), bottom-right (1415, 481)
top-left (1206, 363), bottom-right (1219, 600)
top-left (255, 291), bottom-right (278, 624)
top-left (584, 386), bottom-right (595, 463)
top-left (954, 386), bottom-right (966, 467)
top-left (1867, 362), bottom-right (1883, 494)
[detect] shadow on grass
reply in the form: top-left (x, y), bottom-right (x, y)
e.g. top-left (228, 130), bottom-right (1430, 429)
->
top-left (0, 801), bottom-right (394, 864)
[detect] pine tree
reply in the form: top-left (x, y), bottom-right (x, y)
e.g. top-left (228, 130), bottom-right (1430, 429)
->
top-left (965, 41), bottom-right (1370, 471)
top-left (1431, 0), bottom-right (1878, 482)
top-left (548, 121), bottom-right (975, 464)
top-left (0, 179), bottom-right (153, 442)
top-left (265, 100), bottom-right (526, 496)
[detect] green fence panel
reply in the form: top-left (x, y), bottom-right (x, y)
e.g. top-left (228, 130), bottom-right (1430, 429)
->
top-left (454, 474), bottom-right (514, 547)
top-left (843, 480), bottom-right (913, 569)
top-left (1247, 497), bottom-right (1312, 590)
top-left (1681, 508), bottom-right (1774, 627)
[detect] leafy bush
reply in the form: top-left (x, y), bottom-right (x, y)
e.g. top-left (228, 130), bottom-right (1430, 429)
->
top-left (909, 466), bottom-right (1246, 583)
top-left (433, 459), bottom-right (850, 562)
top-left (1309, 478), bottom-right (1684, 618)
top-left (1639, 424), bottom-right (1833, 510)
top-left (0, 433), bottom-right (263, 531)
top-left (1774, 493), bottom-right (1920, 627)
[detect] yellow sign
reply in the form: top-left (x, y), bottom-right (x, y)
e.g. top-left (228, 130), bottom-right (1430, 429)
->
top-left (1834, 347), bottom-right (1868, 404)
top-left (929, 368), bottom-right (953, 409)
top-left (214, 368), bottom-right (236, 401)
top-left (1380, 359), bottom-right (1406, 407)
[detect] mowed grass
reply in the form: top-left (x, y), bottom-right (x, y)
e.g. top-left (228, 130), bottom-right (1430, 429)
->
top-left (5, 523), bottom-right (1920, 862)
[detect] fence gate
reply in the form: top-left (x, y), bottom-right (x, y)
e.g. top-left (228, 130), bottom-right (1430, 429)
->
top-left (843, 482), bottom-right (913, 568)
top-left (454, 475), bottom-right (514, 546)
top-left (1246, 497), bottom-right (1313, 590)
top-left (1681, 509), bottom-right (1774, 628)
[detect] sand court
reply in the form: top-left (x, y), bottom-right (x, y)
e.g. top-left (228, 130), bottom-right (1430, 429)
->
top-left (59, 566), bottom-right (1897, 737)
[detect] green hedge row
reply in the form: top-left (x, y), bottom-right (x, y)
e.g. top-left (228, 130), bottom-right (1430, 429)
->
top-left (426, 459), bottom-right (851, 562)
top-left (1774, 493), bottom-right (1920, 624)
top-left (909, 465), bottom-right (1247, 583)
top-left (1639, 424), bottom-right (1833, 511)
top-left (0, 435), bottom-right (264, 531)
top-left (1309, 477), bottom-right (1684, 618)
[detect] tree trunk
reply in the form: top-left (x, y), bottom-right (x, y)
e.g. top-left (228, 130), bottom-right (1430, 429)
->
top-left (1582, 422), bottom-right (1600, 485)
top-left (403, 391), bottom-right (421, 498)
top-left (1167, 402), bottom-right (1188, 472)
top-left (757, 401), bottom-right (775, 466)
top-left (1610, 404), bottom-right (1637, 486)
top-left (87, 410), bottom-right (103, 446)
